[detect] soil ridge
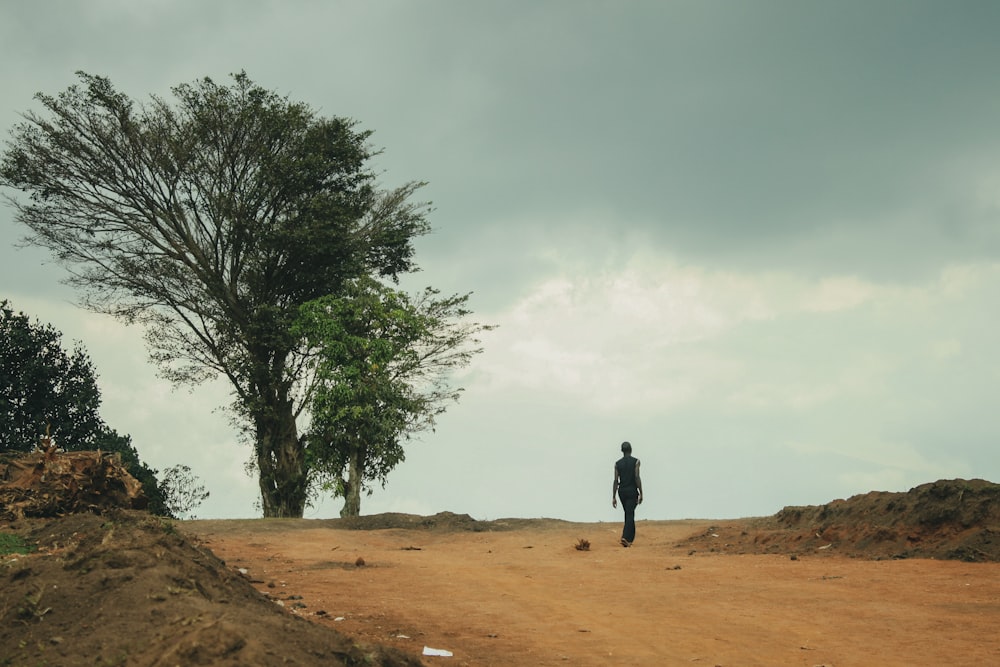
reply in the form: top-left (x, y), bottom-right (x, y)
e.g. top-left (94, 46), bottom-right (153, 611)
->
top-left (683, 478), bottom-right (1000, 561)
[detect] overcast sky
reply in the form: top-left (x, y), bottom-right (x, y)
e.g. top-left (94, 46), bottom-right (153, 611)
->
top-left (2, 1), bottom-right (999, 522)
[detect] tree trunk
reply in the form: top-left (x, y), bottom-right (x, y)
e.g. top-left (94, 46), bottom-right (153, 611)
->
top-left (255, 400), bottom-right (307, 518)
top-left (340, 446), bottom-right (363, 517)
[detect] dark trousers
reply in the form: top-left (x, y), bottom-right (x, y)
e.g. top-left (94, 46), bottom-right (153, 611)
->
top-left (619, 492), bottom-right (638, 543)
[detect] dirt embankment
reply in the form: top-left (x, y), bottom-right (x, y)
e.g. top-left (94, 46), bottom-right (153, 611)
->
top-left (681, 478), bottom-right (1000, 561)
top-left (0, 449), bottom-right (413, 666)
top-left (0, 510), bottom-right (420, 667)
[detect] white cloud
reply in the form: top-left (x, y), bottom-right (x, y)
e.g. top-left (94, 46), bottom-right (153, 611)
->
top-left (801, 276), bottom-right (877, 312)
top-left (471, 257), bottom-right (1000, 423)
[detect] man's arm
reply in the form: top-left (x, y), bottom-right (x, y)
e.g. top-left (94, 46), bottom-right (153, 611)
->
top-left (635, 460), bottom-right (643, 504)
top-left (612, 466), bottom-right (620, 507)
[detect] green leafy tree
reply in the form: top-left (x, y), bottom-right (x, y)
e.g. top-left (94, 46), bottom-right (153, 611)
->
top-left (1, 72), bottom-right (430, 517)
top-left (0, 300), bottom-right (173, 515)
top-left (296, 277), bottom-right (493, 516)
top-left (0, 301), bottom-right (102, 450)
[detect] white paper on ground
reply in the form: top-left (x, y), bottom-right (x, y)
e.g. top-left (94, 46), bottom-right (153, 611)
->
top-left (422, 646), bottom-right (454, 657)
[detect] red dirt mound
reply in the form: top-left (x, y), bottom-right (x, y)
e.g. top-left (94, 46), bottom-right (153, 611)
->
top-left (0, 449), bottom-right (411, 665)
top-left (0, 510), bottom-right (421, 666)
top-left (682, 478), bottom-right (1000, 561)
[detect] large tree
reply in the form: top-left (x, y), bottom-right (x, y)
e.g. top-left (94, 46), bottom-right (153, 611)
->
top-left (296, 278), bottom-right (493, 516)
top-left (1, 72), bottom-right (430, 516)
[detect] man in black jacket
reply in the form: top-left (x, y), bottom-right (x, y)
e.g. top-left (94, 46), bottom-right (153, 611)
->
top-left (612, 441), bottom-right (643, 547)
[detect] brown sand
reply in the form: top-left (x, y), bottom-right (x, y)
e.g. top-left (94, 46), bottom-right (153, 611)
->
top-left (184, 517), bottom-right (1000, 666)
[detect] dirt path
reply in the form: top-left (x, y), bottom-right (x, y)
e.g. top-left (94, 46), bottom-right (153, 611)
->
top-left (182, 518), bottom-right (1000, 666)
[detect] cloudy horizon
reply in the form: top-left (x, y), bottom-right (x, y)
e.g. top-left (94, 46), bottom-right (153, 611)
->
top-left (2, 1), bottom-right (999, 522)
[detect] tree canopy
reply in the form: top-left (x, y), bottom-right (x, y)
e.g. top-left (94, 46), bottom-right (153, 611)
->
top-left (0, 301), bottom-right (102, 451)
top-left (1, 72), bottom-right (449, 516)
top-left (296, 278), bottom-right (493, 516)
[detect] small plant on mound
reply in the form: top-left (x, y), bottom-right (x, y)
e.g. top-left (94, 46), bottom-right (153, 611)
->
top-left (0, 533), bottom-right (34, 556)
top-left (575, 538), bottom-right (590, 551)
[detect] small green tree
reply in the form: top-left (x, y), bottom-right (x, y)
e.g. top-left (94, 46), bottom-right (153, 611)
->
top-left (0, 302), bottom-right (103, 451)
top-left (296, 277), bottom-right (493, 516)
top-left (159, 464), bottom-right (210, 519)
top-left (0, 300), bottom-right (176, 514)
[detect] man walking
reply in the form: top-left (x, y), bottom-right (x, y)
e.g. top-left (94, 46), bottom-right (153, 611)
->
top-left (612, 441), bottom-right (643, 547)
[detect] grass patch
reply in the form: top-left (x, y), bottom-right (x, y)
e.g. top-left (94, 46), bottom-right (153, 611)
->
top-left (0, 532), bottom-right (35, 555)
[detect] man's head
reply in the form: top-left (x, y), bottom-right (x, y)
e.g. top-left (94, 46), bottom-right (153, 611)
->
top-left (621, 441), bottom-right (632, 454)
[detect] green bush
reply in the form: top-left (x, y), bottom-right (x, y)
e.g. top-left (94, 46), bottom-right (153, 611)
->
top-left (0, 532), bottom-right (34, 555)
